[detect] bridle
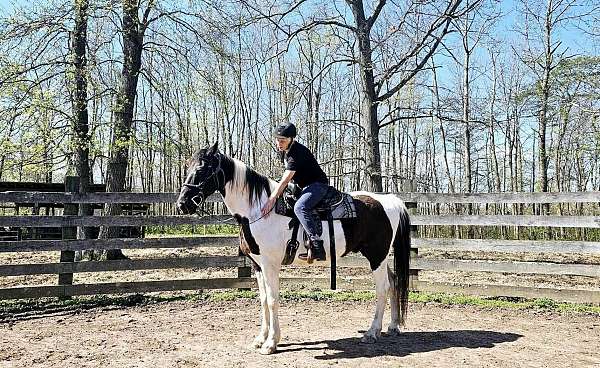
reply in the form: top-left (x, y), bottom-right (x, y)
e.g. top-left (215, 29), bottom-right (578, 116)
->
top-left (182, 152), bottom-right (273, 224)
top-left (184, 153), bottom-right (225, 207)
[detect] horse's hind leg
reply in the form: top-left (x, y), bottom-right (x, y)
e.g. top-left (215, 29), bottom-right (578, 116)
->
top-left (387, 266), bottom-right (401, 336)
top-left (362, 261), bottom-right (390, 343)
top-left (250, 269), bottom-right (270, 349)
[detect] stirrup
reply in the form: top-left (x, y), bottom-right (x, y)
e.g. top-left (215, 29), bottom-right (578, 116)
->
top-left (298, 244), bottom-right (326, 263)
top-left (298, 249), bottom-right (315, 264)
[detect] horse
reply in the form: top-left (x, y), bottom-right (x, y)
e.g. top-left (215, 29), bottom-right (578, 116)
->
top-left (176, 142), bottom-right (411, 355)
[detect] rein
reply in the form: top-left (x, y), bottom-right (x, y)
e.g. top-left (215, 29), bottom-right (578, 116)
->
top-left (192, 197), bottom-right (275, 225)
top-left (246, 204), bottom-right (275, 225)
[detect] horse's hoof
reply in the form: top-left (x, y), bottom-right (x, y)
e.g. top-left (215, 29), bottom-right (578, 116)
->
top-left (259, 344), bottom-right (276, 355)
top-left (248, 341), bottom-right (262, 350)
top-left (387, 326), bottom-right (401, 336)
top-left (360, 334), bottom-right (377, 344)
top-left (250, 337), bottom-right (265, 349)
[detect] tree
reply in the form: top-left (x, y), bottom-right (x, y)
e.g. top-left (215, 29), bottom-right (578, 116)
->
top-left (516, 0), bottom-right (592, 213)
top-left (68, 0), bottom-right (98, 261)
top-left (244, 0), bottom-right (479, 191)
top-left (96, 0), bottom-right (156, 260)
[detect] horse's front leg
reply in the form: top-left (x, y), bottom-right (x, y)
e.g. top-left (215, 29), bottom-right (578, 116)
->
top-left (259, 264), bottom-right (281, 355)
top-left (250, 269), bottom-right (270, 349)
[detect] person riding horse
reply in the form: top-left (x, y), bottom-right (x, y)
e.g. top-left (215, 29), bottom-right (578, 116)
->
top-left (177, 140), bottom-right (411, 353)
top-left (260, 122), bottom-right (328, 262)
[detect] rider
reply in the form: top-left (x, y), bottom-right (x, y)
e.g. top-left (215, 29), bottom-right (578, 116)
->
top-left (261, 122), bottom-right (328, 261)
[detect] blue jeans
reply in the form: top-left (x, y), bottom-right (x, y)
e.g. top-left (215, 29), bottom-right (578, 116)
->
top-left (293, 182), bottom-right (328, 241)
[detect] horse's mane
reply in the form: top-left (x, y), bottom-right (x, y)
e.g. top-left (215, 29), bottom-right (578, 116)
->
top-left (191, 149), bottom-right (272, 207)
top-left (241, 162), bottom-right (272, 206)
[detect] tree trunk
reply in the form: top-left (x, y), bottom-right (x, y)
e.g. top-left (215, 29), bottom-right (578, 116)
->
top-left (432, 60), bottom-right (455, 193)
top-left (537, 11), bottom-right (551, 215)
top-left (348, 0), bottom-right (382, 192)
top-left (68, 0), bottom-right (95, 261)
top-left (98, 0), bottom-right (152, 260)
top-left (488, 53), bottom-right (501, 193)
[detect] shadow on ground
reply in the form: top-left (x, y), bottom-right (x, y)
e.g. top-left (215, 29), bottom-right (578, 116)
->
top-left (277, 330), bottom-right (522, 359)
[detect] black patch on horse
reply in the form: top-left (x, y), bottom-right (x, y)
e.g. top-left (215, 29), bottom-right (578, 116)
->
top-left (340, 195), bottom-right (393, 271)
top-left (244, 166), bottom-right (272, 206)
top-left (218, 154), bottom-right (236, 195)
top-left (234, 213), bottom-right (260, 255)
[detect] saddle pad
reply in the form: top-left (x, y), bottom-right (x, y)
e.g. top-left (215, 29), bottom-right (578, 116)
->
top-left (329, 192), bottom-right (357, 219)
top-left (274, 185), bottom-right (357, 220)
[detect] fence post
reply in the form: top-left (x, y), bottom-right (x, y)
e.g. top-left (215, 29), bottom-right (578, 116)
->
top-left (237, 248), bottom-right (252, 291)
top-left (402, 180), bottom-right (418, 290)
top-left (58, 176), bottom-right (79, 296)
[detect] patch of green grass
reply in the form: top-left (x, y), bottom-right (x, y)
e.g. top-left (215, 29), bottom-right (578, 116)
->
top-left (0, 293), bottom-right (182, 316)
top-left (206, 290), bottom-right (258, 302)
top-left (410, 292), bottom-right (600, 314)
top-left (1, 290), bottom-right (598, 318)
top-left (145, 224), bottom-right (238, 236)
top-left (280, 290), bottom-right (376, 302)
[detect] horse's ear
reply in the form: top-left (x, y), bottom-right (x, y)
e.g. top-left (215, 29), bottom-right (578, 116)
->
top-left (208, 141), bottom-right (219, 155)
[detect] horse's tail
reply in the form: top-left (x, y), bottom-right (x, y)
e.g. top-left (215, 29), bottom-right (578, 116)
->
top-left (391, 203), bottom-right (411, 326)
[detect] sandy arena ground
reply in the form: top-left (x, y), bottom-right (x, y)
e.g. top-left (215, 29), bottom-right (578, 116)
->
top-left (1, 298), bottom-right (599, 368)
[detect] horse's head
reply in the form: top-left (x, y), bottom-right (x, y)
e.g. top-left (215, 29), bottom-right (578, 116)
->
top-left (177, 142), bottom-right (224, 214)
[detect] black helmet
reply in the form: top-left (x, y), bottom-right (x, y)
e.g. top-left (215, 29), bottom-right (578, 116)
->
top-left (274, 122), bottom-right (297, 138)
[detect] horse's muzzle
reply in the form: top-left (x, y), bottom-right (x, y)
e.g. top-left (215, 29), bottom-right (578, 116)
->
top-left (177, 200), bottom-right (196, 215)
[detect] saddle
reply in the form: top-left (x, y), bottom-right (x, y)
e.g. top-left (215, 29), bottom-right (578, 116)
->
top-left (274, 184), bottom-right (357, 290)
top-left (275, 183), bottom-right (357, 220)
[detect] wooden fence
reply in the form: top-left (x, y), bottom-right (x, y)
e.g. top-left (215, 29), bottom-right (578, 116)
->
top-left (0, 177), bottom-right (599, 304)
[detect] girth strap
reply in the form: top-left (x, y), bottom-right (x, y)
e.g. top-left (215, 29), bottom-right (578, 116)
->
top-left (327, 214), bottom-right (336, 290)
top-left (282, 216), bottom-right (337, 291)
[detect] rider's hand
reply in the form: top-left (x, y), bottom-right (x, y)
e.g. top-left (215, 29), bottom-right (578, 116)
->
top-left (261, 196), bottom-right (277, 217)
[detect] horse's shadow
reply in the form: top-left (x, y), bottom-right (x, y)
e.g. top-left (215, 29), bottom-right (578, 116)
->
top-left (277, 330), bottom-right (522, 359)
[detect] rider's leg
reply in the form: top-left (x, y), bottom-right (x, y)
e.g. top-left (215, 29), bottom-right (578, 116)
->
top-left (294, 182), bottom-right (328, 261)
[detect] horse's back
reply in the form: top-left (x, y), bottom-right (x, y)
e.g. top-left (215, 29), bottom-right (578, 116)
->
top-left (349, 191), bottom-right (407, 222)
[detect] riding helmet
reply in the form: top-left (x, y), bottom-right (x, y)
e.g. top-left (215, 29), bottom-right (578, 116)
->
top-left (274, 122), bottom-right (297, 138)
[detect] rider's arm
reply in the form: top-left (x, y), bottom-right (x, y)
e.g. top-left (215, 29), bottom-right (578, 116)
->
top-left (271, 170), bottom-right (295, 200)
top-left (261, 170), bottom-right (295, 216)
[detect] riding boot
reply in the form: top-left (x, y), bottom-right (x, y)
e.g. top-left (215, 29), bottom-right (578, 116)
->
top-left (298, 239), bottom-right (326, 263)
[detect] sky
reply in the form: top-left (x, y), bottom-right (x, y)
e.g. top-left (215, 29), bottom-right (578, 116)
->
top-left (1, 0), bottom-right (596, 56)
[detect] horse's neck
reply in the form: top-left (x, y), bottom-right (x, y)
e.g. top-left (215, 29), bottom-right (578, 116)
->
top-left (222, 187), bottom-right (254, 218)
top-left (222, 179), bottom-right (277, 219)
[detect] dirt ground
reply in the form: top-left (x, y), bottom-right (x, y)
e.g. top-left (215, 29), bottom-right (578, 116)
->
top-left (1, 298), bottom-right (599, 368)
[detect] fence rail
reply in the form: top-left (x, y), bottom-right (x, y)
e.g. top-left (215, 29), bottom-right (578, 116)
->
top-left (412, 238), bottom-right (600, 254)
top-left (413, 215), bottom-right (600, 228)
top-left (3, 190), bottom-right (600, 204)
top-left (3, 214), bottom-right (600, 228)
top-left (0, 236), bottom-right (239, 252)
top-left (0, 215), bottom-right (232, 227)
top-left (1, 181), bottom-right (599, 304)
top-left (395, 191), bottom-right (600, 203)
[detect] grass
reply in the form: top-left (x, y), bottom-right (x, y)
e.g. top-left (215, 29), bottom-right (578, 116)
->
top-left (145, 224), bottom-right (238, 236)
top-left (408, 293), bottom-right (600, 314)
top-left (1, 290), bottom-right (598, 318)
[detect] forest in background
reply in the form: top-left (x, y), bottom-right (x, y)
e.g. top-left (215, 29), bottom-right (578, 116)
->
top-left (1, 0), bottom-right (599, 198)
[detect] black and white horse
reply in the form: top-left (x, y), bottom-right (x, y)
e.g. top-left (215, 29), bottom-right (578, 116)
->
top-left (177, 142), bottom-right (411, 355)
